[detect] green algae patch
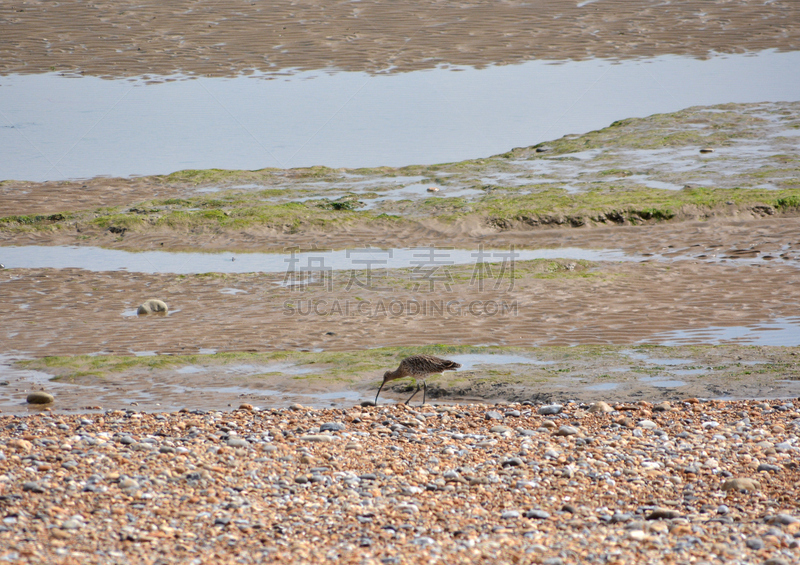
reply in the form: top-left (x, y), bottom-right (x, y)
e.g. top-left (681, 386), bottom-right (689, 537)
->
top-left (0, 212), bottom-right (73, 231)
top-left (17, 346), bottom-right (529, 381)
top-left (16, 344), bottom-right (800, 404)
top-left (3, 101), bottom-right (799, 240)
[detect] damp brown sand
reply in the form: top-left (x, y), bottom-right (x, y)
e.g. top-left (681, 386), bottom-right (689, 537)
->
top-left (2, 208), bottom-right (800, 265)
top-left (3, 245), bottom-right (800, 412)
top-left (1, 400), bottom-right (799, 564)
top-left (1, 0), bottom-right (799, 79)
top-left (5, 255), bottom-right (800, 358)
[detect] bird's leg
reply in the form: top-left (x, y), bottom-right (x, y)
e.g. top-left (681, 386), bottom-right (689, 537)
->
top-left (405, 382), bottom-right (421, 405)
top-left (374, 381), bottom-right (385, 406)
top-left (422, 380), bottom-right (427, 405)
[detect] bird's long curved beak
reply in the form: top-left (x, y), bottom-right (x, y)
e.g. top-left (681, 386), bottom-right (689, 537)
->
top-left (374, 380), bottom-right (385, 405)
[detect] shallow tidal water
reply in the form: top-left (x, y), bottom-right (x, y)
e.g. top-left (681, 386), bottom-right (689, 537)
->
top-left (0, 245), bottom-right (631, 274)
top-left (2, 49), bottom-right (800, 181)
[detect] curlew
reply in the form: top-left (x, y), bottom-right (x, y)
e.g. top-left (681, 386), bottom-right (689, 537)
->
top-left (374, 354), bottom-right (461, 406)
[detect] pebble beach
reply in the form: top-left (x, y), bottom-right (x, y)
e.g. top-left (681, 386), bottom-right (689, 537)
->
top-left (2, 399), bottom-right (799, 564)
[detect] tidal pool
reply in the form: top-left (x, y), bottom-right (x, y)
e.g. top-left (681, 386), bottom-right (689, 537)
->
top-left (0, 245), bottom-right (631, 274)
top-left (2, 49), bottom-right (799, 181)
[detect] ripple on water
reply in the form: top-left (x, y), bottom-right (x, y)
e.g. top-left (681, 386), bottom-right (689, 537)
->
top-left (446, 354), bottom-right (553, 371)
top-left (644, 317), bottom-right (800, 347)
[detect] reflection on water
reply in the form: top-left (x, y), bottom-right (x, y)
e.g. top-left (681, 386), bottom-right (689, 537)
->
top-left (447, 353), bottom-right (552, 371)
top-left (638, 377), bottom-right (687, 388)
top-left (0, 352), bottom-right (367, 413)
top-left (0, 245), bottom-right (632, 274)
top-left (624, 351), bottom-right (695, 366)
top-left (584, 382), bottom-right (620, 391)
top-left (645, 317), bottom-right (800, 347)
top-left (2, 50), bottom-right (799, 181)
top-left (6, 240), bottom-right (800, 275)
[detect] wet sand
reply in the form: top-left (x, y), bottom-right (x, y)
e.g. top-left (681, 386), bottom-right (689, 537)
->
top-left (3, 97), bottom-right (800, 411)
top-left (3, 226), bottom-right (800, 413)
top-left (2, 0), bottom-right (799, 78)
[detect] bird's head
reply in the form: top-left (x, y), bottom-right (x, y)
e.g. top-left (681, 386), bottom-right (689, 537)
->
top-left (383, 371), bottom-right (391, 381)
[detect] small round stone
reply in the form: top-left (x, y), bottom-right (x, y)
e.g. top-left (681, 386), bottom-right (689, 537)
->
top-left (588, 401), bottom-right (613, 413)
top-left (745, 537), bottom-right (764, 550)
top-left (721, 478), bottom-right (761, 492)
top-left (26, 391), bottom-right (54, 404)
top-left (227, 437), bottom-right (249, 448)
top-left (555, 425), bottom-right (579, 436)
top-left (320, 422), bottom-right (346, 432)
top-left (136, 298), bottom-right (168, 315)
top-left (538, 405), bottom-right (563, 415)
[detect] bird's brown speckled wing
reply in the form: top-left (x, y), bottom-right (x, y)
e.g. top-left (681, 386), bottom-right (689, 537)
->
top-left (401, 354), bottom-right (461, 375)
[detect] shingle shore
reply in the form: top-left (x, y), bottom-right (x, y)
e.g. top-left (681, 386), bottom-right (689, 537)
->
top-left (1, 399), bottom-right (799, 564)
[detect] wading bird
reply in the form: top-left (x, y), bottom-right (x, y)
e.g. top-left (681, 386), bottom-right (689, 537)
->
top-left (374, 354), bottom-right (461, 406)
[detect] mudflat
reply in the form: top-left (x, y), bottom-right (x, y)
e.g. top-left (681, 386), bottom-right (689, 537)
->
top-left (2, 99), bottom-right (800, 411)
top-left (2, 0), bottom-right (799, 78)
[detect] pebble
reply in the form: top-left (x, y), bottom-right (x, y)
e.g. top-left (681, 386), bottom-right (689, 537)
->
top-left (320, 422), bottom-right (346, 432)
top-left (757, 463), bottom-right (782, 473)
top-left (22, 481), bottom-right (45, 493)
top-left (485, 411), bottom-right (504, 420)
top-left (299, 434), bottom-right (335, 443)
top-left (0, 399), bottom-right (797, 563)
top-left (501, 457), bottom-right (524, 468)
top-left (646, 508), bottom-right (681, 520)
top-left (26, 391), bottom-right (54, 404)
top-left (119, 477), bottom-right (139, 490)
top-left (555, 425), bottom-right (579, 436)
top-left (721, 477), bottom-right (761, 492)
top-left (745, 537), bottom-right (764, 550)
top-left (136, 298), bottom-right (168, 315)
top-left (588, 401), bottom-right (613, 413)
top-left (767, 513), bottom-right (799, 526)
top-left (538, 404), bottom-right (563, 415)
